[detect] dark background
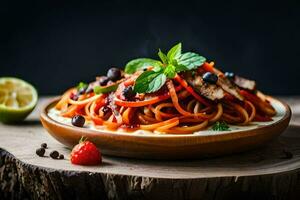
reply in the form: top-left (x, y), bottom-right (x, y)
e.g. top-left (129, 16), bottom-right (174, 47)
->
top-left (1, 1), bottom-right (300, 95)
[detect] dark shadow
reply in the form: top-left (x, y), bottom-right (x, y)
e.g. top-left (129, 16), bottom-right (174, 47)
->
top-left (100, 137), bottom-right (286, 168)
top-left (96, 161), bottom-right (113, 167)
top-left (63, 146), bottom-right (72, 151)
top-left (2, 119), bottom-right (41, 126)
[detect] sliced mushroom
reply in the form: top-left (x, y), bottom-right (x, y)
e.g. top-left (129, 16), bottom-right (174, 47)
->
top-left (217, 76), bottom-right (244, 101)
top-left (187, 76), bottom-right (224, 101)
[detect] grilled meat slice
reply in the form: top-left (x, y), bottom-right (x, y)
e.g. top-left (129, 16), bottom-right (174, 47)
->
top-left (217, 76), bottom-right (244, 101)
top-left (233, 75), bottom-right (256, 91)
top-left (187, 76), bottom-right (224, 101)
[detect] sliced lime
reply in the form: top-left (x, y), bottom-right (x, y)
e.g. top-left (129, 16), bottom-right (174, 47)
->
top-left (0, 77), bottom-right (38, 123)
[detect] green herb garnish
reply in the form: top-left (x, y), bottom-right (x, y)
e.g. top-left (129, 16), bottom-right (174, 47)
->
top-left (134, 70), bottom-right (167, 93)
top-left (124, 58), bottom-right (161, 74)
top-left (125, 43), bottom-right (206, 94)
top-left (212, 121), bottom-right (230, 131)
top-left (77, 82), bottom-right (88, 91)
top-left (177, 52), bottom-right (206, 71)
top-left (163, 64), bottom-right (176, 78)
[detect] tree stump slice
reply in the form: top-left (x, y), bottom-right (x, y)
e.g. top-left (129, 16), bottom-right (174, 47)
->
top-left (1, 97), bottom-right (300, 200)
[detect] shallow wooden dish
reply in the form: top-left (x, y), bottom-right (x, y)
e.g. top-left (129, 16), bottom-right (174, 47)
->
top-left (40, 97), bottom-right (291, 159)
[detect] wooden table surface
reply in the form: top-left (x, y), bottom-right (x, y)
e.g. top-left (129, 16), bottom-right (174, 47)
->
top-left (0, 96), bottom-right (300, 200)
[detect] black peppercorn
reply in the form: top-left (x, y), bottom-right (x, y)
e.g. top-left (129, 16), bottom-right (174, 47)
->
top-left (202, 72), bottom-right (218, 84)
top-left (41, 143), bottom-right (47, 149)
top-left (36, 148), bottom-right (45, 157)
top-left (71, 115), bottom-right (85, 127)
top-left (50, 150), bottom-right (59, 159)
top-left (107, 68), bottom-right (122, 81)
top-left (58, 154), bottom-right (64, 160)
top-left (122, 86), bottom-right (136, 101)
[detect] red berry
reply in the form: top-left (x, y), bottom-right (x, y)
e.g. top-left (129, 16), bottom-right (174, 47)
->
top-left (70, 141), bottom-right (102, 165)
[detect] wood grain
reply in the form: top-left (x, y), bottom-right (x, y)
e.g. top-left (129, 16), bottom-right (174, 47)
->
top-left (0, 97), bottom-right (300, 200)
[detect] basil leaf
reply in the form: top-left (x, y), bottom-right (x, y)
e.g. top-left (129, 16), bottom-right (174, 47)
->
top-left (77, 82), bottom-right (88, 91)
top-left (164, 64), bottom-right (176, 78)
top-left (177, 52), bottom-right (206, 71)
top-left (167, 43), bottom-right (182, 61)
top-left (158, 49), bottom-right (168, 64)
top-left (134, 70), bottom-right (166, 93)
top-left (147, 73), bottom-right (166, 93)
top-left (125, 58), bottom-right (161, 74)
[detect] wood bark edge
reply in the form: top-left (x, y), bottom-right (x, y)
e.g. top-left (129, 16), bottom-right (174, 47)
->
top-left (1, 148), bottom-right (300, 200)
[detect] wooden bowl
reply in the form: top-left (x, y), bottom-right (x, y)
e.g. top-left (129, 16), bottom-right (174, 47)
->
top-left (40, 97), bottom-right (291, 159)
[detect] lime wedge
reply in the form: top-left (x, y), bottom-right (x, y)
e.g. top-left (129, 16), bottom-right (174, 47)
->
top-left (0, 77), bottom-right (38, 123)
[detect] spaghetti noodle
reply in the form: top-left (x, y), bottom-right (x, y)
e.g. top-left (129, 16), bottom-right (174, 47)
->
top-left (54, 61), bottom-right (276, 134)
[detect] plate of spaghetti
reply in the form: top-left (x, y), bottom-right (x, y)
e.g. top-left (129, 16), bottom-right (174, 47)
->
top-left (40, 43), bottom-right (291, 159)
